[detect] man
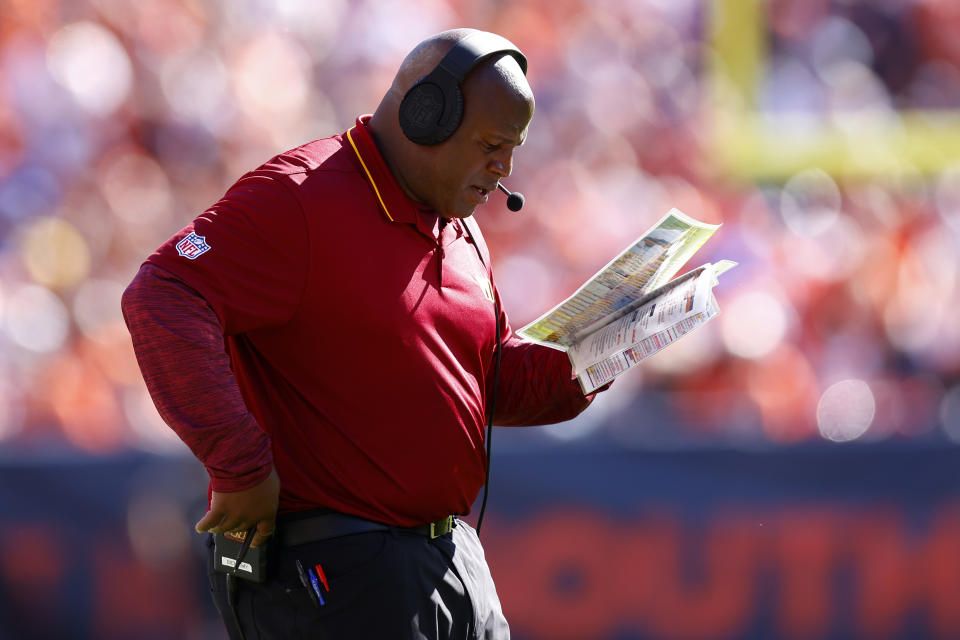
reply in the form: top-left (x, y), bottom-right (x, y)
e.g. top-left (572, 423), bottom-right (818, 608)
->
top-left (123, 28), bottom-right (600, 639)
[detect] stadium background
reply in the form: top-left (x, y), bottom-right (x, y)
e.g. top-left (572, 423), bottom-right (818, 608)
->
top-left (2, 0), bottom-right (960, 638)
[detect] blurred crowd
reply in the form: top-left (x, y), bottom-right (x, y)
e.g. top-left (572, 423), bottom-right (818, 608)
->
top-left (1, 0), bottom-right (959, 456)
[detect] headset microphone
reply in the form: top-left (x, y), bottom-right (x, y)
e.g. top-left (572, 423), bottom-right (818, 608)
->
top-left (497, 183), bottom-right (525, 211)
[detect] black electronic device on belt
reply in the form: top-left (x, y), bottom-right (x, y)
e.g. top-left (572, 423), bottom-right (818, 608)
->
top-left (213, 528), bottom-right (270, 583)
top-left (399, 31), bottom-right (527, 145)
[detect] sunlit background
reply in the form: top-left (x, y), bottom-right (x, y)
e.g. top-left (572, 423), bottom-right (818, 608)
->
top-left (2, 0), bottom-right (960, 638)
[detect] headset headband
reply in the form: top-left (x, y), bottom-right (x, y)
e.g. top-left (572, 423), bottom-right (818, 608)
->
top-left (436, 31), bottom-right (528, 79)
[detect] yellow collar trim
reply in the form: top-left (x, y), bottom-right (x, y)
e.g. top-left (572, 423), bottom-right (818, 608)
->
top-left (346, 125), bottom-right (394, 222)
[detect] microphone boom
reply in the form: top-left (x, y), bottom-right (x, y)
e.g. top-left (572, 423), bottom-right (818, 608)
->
top-left (496, 183), bottom-right (525, 211)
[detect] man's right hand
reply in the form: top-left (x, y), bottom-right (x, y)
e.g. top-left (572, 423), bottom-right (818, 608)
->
top-left (195, 467), bottom-right (280, 547)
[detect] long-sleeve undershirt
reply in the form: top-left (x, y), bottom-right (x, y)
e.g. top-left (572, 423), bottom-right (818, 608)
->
top-left (122, 263), bottom-right (273, 492)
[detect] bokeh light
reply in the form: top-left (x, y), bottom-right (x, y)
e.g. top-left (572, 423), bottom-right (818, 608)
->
top-left (720, 289), bottom-right (789, 359)
top-left (20, 217), bottom-right (91, 290)
top-left (3, 284), bottom-right (70, 354)
top-left (779, 169), bottom-right (842, 237)
top-left (817, 379), bottom-right (876, 443)
top-left (46, 21), bottom-right (133, 117)
top-left (159, 49), bottom-right (232, 131)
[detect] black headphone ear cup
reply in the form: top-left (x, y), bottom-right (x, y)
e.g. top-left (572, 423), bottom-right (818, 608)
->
top-left (399, 81), bottom-right (445, 144)
top-left (430, 85), bottom-right (463, 144)
top-left (399, 81), bottom-right (464, 145)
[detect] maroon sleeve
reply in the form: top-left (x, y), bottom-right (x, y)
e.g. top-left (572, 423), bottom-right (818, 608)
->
top-left (121, 263), bottom-right (273, 492)
top-left (146, 174), bottom-right (309, 336)
top-left (492, 337), bottom-right (596, 426)
top-left (488, 291), bottom-right (597, 426)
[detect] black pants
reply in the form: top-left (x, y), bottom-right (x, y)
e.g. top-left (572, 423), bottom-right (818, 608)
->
top-left (206, 519), bottom-right (509, 639)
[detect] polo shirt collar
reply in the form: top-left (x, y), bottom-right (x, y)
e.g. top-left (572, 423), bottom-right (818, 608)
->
top-left (345, 115), bottom-right (421, 225)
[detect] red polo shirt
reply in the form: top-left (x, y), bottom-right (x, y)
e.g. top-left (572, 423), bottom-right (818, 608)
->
top-left (137, 115), bottom-right (591, 526)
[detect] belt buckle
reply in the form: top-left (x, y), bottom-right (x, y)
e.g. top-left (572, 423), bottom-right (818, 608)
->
top-left (428, 516), bottom-right (452, 539)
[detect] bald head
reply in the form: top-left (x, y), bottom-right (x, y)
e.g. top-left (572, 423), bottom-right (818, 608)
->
top-left (368, 29), bottom-right (535, 217)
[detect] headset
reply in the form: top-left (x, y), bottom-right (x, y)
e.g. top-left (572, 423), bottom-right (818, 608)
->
top-left (399, 32), bottom-right (528, 146)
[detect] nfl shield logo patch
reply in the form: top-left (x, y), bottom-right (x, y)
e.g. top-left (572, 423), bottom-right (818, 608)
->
top-left (176, 232), bottom-right (211, 259)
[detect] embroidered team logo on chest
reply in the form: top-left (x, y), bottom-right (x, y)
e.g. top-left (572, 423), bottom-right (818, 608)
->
top-left (176, 232), bottom-right (211, 259)
top-left (473, 274), bottom-right (495, 303)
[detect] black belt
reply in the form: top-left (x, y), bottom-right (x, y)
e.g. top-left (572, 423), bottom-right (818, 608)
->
top-left (277, 512), bottom-right (454, 547)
